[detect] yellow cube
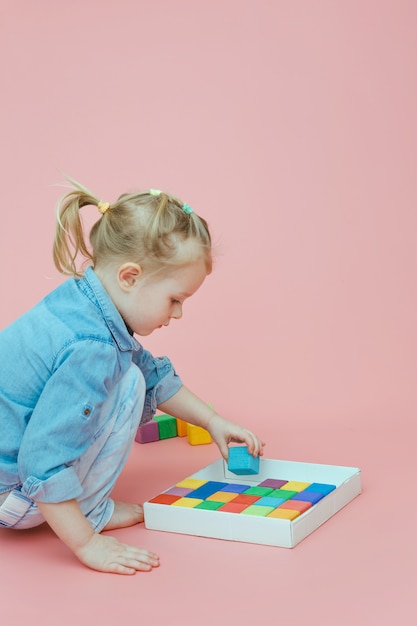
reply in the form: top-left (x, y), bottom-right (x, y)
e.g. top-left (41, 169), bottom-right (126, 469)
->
top-left (282, 481), bottom-right (311, 492)
top-left (176, 478), bottom-right (207, 489)
top-left (187, 423), bottom-right (212, 446)
top-left (171, 497), bottom-right (203, 508)
top-left (207, 491), bottom-right (237, 503)
top-left (267, 508), bottom-right (300, 520)
top-left (176, 418), bottom-right (188, 437)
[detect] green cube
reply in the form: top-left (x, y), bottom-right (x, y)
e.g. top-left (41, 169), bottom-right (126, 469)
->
top-left (194, 501), bottom-right (224, 511)
top-left (241, 505), bottom-right (275, 517)
top-left (269, 489), bottom-right (298, 500)
top-left (154, 414), bottom-right (177, 439)
top-left (243, 486), bottom-right (274, 497)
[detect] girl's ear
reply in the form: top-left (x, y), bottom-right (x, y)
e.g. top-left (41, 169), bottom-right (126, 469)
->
top-left (117, 263), bottom-right (143, 291)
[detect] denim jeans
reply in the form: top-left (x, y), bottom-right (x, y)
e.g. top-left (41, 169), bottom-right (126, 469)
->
top-left (0, 365), bottom-right (144, 532)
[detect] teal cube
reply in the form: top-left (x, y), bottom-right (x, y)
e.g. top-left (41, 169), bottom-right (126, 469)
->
top-left (228, 446), bottom-right (260, 475)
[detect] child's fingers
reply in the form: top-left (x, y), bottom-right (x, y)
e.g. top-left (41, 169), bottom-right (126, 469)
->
top-left (126, 546), bottom-right (160, 568)
top-left (80, 535), bottom-right (160, 574)
top-left (242, 431), bottom-right (265, 457)
top-left (217, 440), bottom-right (229, 460)
top-left (110, 547), bottom-right (160, 575)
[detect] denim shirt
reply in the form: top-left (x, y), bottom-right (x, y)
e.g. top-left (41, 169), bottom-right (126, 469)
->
top-left (0, 267), bottom-right (182, 503)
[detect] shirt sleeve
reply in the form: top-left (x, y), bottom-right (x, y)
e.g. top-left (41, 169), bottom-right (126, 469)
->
top-left (132, 345), bottom-right (183, 424)
top-left (19, 339), bottom-right (122, 503)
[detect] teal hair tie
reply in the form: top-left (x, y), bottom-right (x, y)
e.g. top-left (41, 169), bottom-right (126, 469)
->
top-left (182, 203), bottom-right (193, 214)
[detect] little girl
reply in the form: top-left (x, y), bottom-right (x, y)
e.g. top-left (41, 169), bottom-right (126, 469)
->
top-left (0, 180), bottom-right (264, 575)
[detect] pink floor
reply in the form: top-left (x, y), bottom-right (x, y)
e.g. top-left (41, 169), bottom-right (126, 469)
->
top-left (2, 423), bottom-right (415, 625)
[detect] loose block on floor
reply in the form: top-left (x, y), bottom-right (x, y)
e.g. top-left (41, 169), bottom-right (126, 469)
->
top-left (176, 418), bottom-right (188, 437)
top-left (135, 419), bottom-right (159, 443)
top-left (144, 458), bottom-right (361, 548)
top-left (154, 414), bottom-right (177, 439)
top-left (136, 408), bottom-right (214, 446)
top-left (228, 445), bottom-right (260, 475)
top-left (186, 423), bottom-right (212, 445)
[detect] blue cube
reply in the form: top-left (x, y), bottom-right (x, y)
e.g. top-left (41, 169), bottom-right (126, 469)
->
top-left (228, 446), bottom-right (260, 475)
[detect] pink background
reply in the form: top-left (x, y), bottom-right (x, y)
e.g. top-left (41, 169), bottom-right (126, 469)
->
top-left (1, 1), bottom-right (416, 624)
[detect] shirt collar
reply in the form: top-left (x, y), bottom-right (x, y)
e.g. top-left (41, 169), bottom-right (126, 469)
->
top-left (79, 266), bottom-right (140, 352)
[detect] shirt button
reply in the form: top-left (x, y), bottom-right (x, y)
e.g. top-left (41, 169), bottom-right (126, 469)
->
top-left (83, 408), bottom-right (91, 416)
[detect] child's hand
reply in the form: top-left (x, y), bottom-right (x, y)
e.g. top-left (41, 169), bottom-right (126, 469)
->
top-left (206, 414), bottom-right (265, 461)
top-left (75, 533), bottom-right (160, 575)
top-left (158, 387), bottom-right (265, 461)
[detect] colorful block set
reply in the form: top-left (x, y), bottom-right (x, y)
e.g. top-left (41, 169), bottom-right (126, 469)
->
top-left (148, 477), bottom-right (336, 521)
top-left (135, 413), bottom-right (212, 446)
top-left (144, 458), bottom-right (362, 548)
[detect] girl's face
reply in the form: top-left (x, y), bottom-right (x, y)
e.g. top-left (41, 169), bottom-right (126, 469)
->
top-left (122, 258), bottom-right (208, 336)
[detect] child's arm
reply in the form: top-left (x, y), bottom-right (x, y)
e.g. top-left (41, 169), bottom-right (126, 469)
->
top-left (157, 386), bottom-right (265, 460)
top-left (36, 499), bottom-right (159, 575)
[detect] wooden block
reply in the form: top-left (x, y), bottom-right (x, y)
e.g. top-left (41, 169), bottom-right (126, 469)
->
top-left (294, 491), bottom-right (325, 504)
top-left (232, 494), bottom-right (261, 506)
top-left (258, 478), bottom-right (288, 489)
top-left (148, 494), bottom-right (180, 505)
top-left (218, 502), bottom-right (250, 514)
top-left (171, 497), bottom-right (203, 508)
top-left (195, 500), bottom-right (224, 510)
top-left (241, 505), bottom-right (275, 517)
top-left (243, 486), bottom-right (274, 497)
top-left (304, 483), bottom-right (336, 496)
top-left (154, 414), bottom-right (177, 439)
top-left (282, 481), bottom-right (311, 492)
top-left (228, 446), bottom-right (260, 475)
top-left (165, 487), bottom-right (194, 497)
top-left (267, 508), bottom-right (301, 520)
top-left (206, 491), bottom-right (238, 503)
top-left (219, 483), bottom-right (250, 494)
top-left (135, 419), bottom-right (159, 443)
top-left (176, 418), bottom-right (188, 437)
top-left (187, 423), bottom-right (212, 445)
top-left (176, 478), bottom-right (207, 489)
top-left (278, 500), bottom-right (312, 513)
top-left (186, 481), bottom-right (228, 499)
top-left (254, 496), bottom-right (284, 508)
top-left (269, 489), bottom-right (298, 500)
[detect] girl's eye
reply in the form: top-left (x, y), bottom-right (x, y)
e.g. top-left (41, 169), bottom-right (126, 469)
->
top-left (171, 299), bottom-right (181, 305)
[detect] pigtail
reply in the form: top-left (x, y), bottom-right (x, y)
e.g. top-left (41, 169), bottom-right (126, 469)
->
top-left (147, 193), bottom-right (180, 258)
top-left (52, 178), bottom-right (212, 278)
top-left (147, 192), bottom-right (211, 262)
top-left (53, 180), bottom-right (99, 277)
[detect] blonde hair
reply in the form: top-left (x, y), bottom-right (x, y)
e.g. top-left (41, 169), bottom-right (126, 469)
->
top-left (53, 179), bottom-right (212, 278)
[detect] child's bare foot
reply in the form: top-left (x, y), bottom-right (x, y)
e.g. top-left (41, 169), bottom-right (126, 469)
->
top-left (103, 501), bottom-right (144, 531)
